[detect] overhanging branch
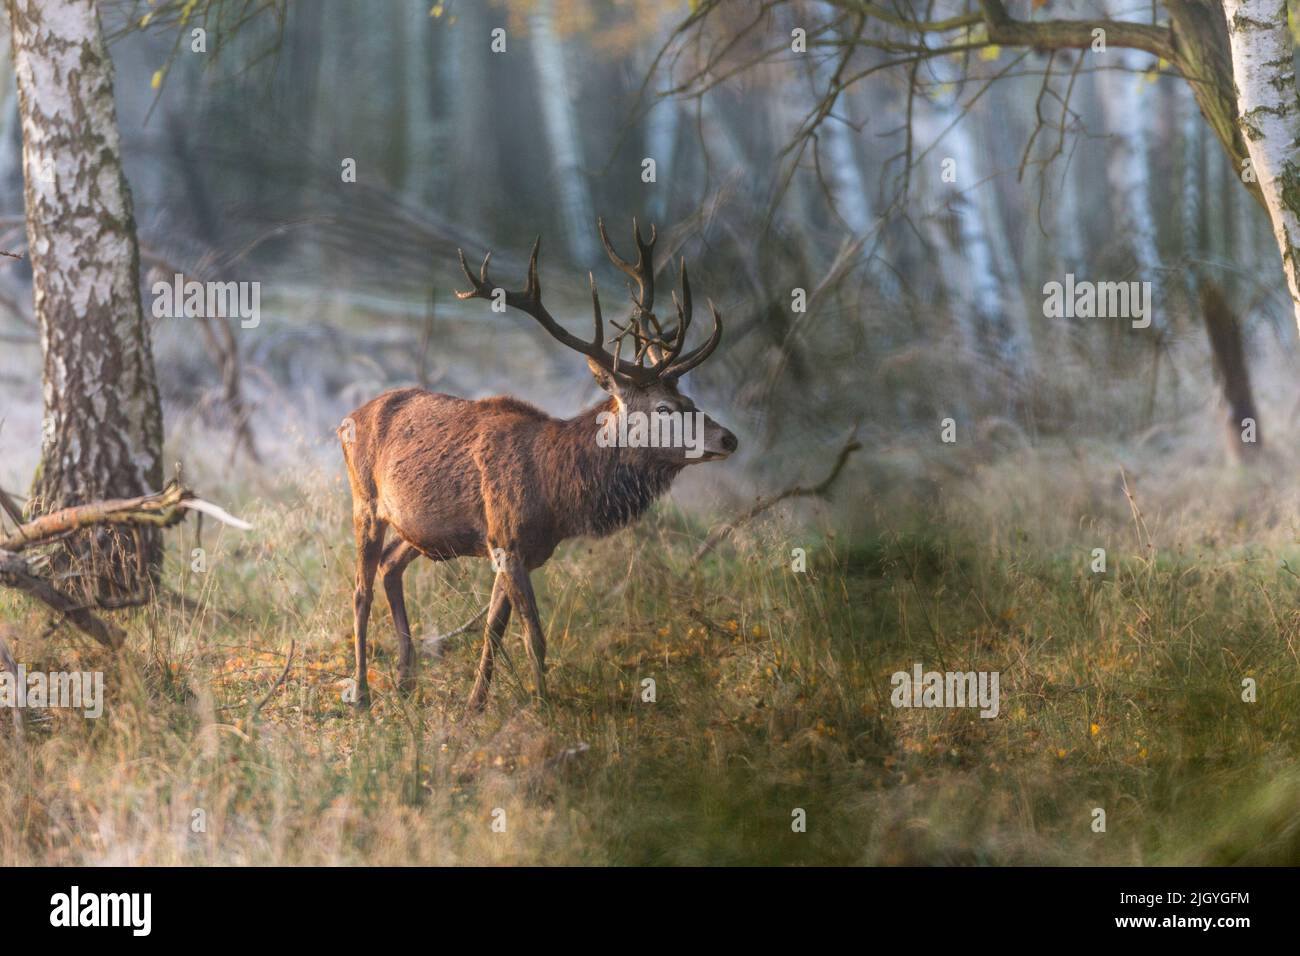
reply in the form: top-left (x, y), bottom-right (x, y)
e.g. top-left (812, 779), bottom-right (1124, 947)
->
top-left (977, 0), bottom-right (1176, 62)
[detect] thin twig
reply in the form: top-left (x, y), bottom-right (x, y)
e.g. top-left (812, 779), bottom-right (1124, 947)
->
top-left (422, 604), bottom-right (490, 657)
top-left (692, 430), bottom-right (862, 565)
top-left (249, 639), bottom-right (295, 723)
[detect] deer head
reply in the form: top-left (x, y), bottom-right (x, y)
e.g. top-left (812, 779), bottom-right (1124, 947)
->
top-left (456, 218), bottom-right (738, 463)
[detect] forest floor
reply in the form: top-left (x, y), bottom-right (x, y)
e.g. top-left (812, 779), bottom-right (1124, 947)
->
top-left (2, 426), bottom-right (1299, 865)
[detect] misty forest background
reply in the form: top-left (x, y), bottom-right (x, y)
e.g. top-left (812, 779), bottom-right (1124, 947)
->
top-left (3, 0), bottom-right (1289, 494)
top-left (2, 0), bottom-right (1300, 865)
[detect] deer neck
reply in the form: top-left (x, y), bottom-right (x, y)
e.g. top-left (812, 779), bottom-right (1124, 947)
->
top-left (550, 398), bottom-right (681, 539)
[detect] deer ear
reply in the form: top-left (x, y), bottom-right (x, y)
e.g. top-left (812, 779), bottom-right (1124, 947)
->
top-left (587, 358), bottom-right (622, 395)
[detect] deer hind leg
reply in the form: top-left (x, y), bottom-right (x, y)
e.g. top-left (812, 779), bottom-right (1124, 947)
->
top-left (496, 552), bottom-right (548, 703)
top-left (351, 513), bottom-right (387, 709)
top-left (379, 538), bottom-right (421, 693)
top-left (469, 573), bottom-right (512, 711)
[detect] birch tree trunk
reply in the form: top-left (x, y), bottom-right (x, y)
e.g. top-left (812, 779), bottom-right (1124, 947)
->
top-left (1222, 0), bottom-right (1300, 330)
top-left (1098, 47), bottom-right (1167, 332)
top-left (530, 0), bottom-right (597, 264)
top-left (1181, 80), bottom-right (1204, 266)
top-left (644, 98), bottom-right (678, 223)
top-left (6, 0), bottom-right (163, 605)
top-left (0, 33), bottom-right (18, 200)
top-left (915, 95), bottom-right (1032, 375)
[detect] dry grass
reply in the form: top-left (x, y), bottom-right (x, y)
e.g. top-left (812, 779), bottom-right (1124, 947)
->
top-left (3, 409), bottom-right (1300, 865)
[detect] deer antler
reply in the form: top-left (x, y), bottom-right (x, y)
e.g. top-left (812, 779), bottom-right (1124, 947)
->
top-left (457, 223), bottom-right (723, 385)
top-left (595, 221), bottom-right (721, 380)
top-left (639, 257), bottom-right (722, 381)
top-left (456, 238), bottom-right (598, 356)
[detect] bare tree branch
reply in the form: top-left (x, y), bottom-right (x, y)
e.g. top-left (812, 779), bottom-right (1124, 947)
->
top-left (691, 430), bottom-right (862, 565)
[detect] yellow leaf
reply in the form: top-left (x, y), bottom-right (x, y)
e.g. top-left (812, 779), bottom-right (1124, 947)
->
top-left (980, 45), bottom-right (1001, 61)
top-left (150, 69), bottom-right (164, 90)
top-left (429, 2), bottom-right (443, 16)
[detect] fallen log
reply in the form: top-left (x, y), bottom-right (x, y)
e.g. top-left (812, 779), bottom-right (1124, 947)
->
top-left (0, 481), bottom-right (252, 649)
top-left (0, 481), bottom-right (250, 553)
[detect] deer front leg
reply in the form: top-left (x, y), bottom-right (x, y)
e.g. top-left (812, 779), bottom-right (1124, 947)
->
top-left (495, 551), bottom-right (548, 703)
top-left (469, 573), bottom-right (512, 711)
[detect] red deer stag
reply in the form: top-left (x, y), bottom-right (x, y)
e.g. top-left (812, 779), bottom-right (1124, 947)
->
top-left (340, 220), bottom-right (737, 709)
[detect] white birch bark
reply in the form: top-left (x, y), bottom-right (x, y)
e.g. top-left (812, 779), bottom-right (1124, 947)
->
top-left (6, 0), bottom-right (163, 598)
top-left (1222, 0), bottom-right (1300, 330)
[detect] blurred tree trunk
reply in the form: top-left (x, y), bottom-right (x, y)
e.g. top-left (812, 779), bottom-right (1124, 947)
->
top-left (403, 0), bottom-right (436, 208)
top-left (439, 2), bottom-right (496, 224)
top-left (806, 10), bottom-right (901, 301)
top-left (6, 0), bottom-right (163, 605)
top-left (1200, 281), bottom-right (1261, 461)
top-left (917, 93), bottom-right (1031, 376)
top-left (0, 33), bottom-right (17, 201)
top-left (530, 0), bottom-right (596, 263)
top-left (644, 97), bottom-right (678, 223)
top-left (1181, 81), bottom-right (1204, 271)
top-left (809, 11), bottom-right (873, 237)
top-left (1098, 46), bottom-right (1168, 332)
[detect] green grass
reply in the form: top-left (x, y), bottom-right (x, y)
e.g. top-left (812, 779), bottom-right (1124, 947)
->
top-left (2, 444), bottom-right (1299, 865)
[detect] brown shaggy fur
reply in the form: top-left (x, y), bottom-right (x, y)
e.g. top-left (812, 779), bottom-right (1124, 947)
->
top-left (340, 382), bottom-right (734, 709)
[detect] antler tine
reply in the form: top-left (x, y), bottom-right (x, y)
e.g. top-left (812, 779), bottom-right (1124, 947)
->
top-left (454, 236), bottom-right (639, 378)
top-left (597, 215), bottom-right (656, 318)
top-left (672, 258), bottom-right (692, 348)
top-left (588, 272), bottom-right (604, 349)
top-left (664, 298), bottom-right (722, 379)
top-left (456, 226), bottom-right (702, 386)
top-left (455, 248), bottom-right (484, 298)
top-left (525, 237), bottom-right (542, 302)
top-left (645, 259), bottom-right (692, 373)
